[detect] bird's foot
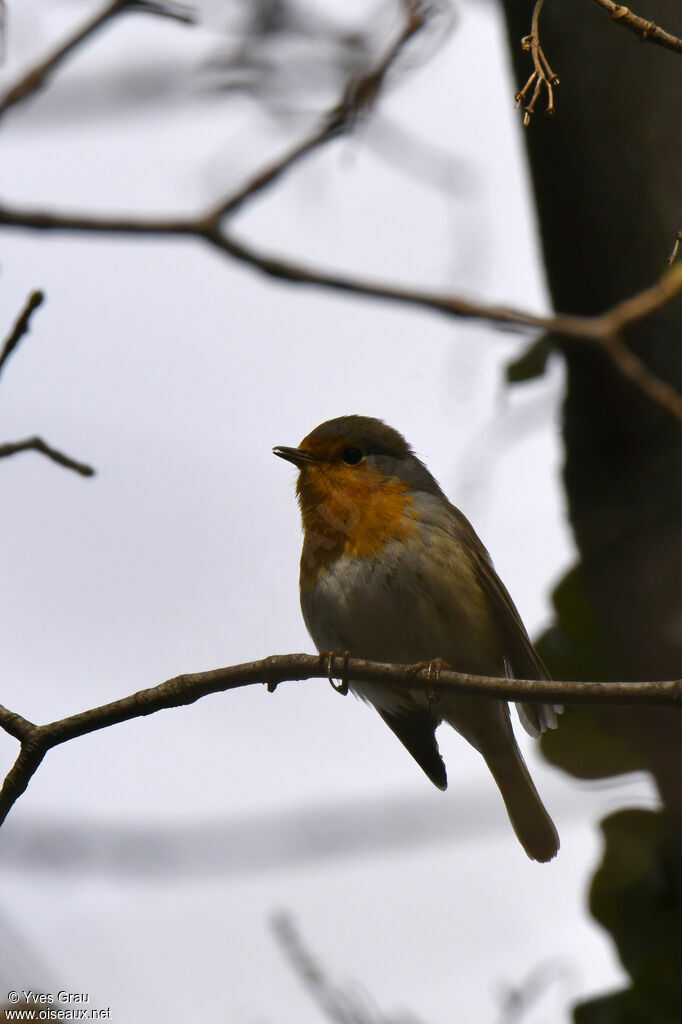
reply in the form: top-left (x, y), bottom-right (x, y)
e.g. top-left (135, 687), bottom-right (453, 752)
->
top-left (407, 658), bottom-right (450, 704)
top-left (326, 650), bottom-right (351, 695)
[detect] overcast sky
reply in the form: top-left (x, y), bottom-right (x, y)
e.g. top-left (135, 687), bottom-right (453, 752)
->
top-left (0, 2), bottom-right (658, 1022)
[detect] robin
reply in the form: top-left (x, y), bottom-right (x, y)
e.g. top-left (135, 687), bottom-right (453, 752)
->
top-left (274, 415), bottom-right (560, 862)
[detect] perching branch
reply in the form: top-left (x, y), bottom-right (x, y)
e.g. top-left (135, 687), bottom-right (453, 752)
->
top-left (0, 652), bottom-right (680, 829)
top-left (517, 0), bottom-right (559, 125)
top-left (590, 0), bottom-right (682, 54)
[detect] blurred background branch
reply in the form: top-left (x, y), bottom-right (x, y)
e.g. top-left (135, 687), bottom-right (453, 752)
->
top-left (0, 0), bottom-right (195, 118)
top-left (1, 0), bottom-right (681, 425)
top-left (0, 289), bottom-right (44, 377)
top-left (0, 291), bottom-right (95, 475)
top-left (272, 911), bottom-right (427, 1024)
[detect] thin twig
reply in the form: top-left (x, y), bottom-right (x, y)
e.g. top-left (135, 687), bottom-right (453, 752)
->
top-left (590, 262), bottom-right (682, 333)
top-left (599, 334), bottom-right (682, 421)
top-left (272, 913), bottom-right (413, 1024)
top-left (0, 652), bottom-right (680, 828)
top-left (127, 1), bottom-right (194, 24)
top-left (0, 0), bottom-right (127, 119)
top-left (210, 0), bottom-right (427, 223)
top-left (668, 231), bottom-right (682, 266)
top-left (0, 437), bottom-right (95, 476)
top-left (517, 0), bottom-right (559, 126)
top-left (590, 0), bottom-right (682, 54)
top-left (0, 295), bottom-right (96, 476)
top-left (0, 0), bottom-right (195, 120)
top-left (211, 233), bottom-right (682, 422)
top-left (0, 290), bottom-right (44, 378)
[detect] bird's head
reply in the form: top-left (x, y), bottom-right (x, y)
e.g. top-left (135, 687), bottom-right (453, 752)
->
top-left (273, 416), bottom-right (444, 554)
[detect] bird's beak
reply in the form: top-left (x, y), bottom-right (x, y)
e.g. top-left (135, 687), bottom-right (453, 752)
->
top-left (272, 445), bottom-right (317, 468)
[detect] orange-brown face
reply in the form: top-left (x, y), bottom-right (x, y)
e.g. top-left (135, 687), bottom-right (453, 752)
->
top-left (274, 430), bottom-right (420, 588)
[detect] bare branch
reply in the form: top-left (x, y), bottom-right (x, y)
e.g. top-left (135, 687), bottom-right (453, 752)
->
top-left (209, 0), bottom-right (429, 223)
top-left (0, 652), bottom-right (680, 829)
top-left (592, 262), bottom-right (682, 333)
top-left (0, 0), bottom-right (127, 119)
top-left (586, 264), bottom-right (682, 420)
top-left (272, 912), bottom-right (423, 1024)
top-left (0, 290), bottom-right (44, 378)
top-left (212, 234), bottom-right (682, 422)
top-left (0, 707), bottom-right (35, 743)
top-left (0, 294), bottom-right (96, 475)
top-left (518, 0), bottom-right (682, 124)
top-left (0, 0), bottom-right (196, 120)
top-left (668, 231), bottom-right (682, 266)
top-left (126, 1), bottom-right (194, 23)
top-left (0, 205), bottom-right (197, 236)
top-left (2, 196), bottom-right (681, 419)
top-left (212, 227), bottom-right (566, 331)
top-left (0, 1), bottom-right (680, 422)
top-left (599, 334), bottom-right (682, 421)
top-left (590, 0), bottom-right (682, 54)
top-left (516, 0), bottom-right (559, 126)
top-left (495, 960), bottom-right (574, 1024)
top-left (0, 436), bottom-right (95, 476)
top-left (2, 194), bottom-right (682, 420)
top-left (326, 0), bottom-right (427, 128)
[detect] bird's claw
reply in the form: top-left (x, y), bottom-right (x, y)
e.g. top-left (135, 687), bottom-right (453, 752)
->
top-left (408, 658), bottom-right (449, 703)
top-left (327, 650), bottom-right (351, 695)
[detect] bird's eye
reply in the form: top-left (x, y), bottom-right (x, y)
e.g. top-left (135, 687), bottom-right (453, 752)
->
top-left (342, 446), bottom-right (364, 465)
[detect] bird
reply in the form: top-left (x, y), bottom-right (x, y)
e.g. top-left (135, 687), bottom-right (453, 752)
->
top-left (273, 415), bottom-right (561, 861)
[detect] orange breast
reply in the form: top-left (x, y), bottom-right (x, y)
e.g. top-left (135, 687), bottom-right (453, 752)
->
top-left (297, 463), bottom-right (420, 589)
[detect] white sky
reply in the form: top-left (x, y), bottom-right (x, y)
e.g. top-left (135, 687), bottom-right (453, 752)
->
top-left (0, 2), bottom-right (658, 1022)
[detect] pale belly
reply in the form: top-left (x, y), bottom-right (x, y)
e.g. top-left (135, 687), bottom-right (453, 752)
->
top-left (301, 538), bottom-right (516, 750)
top-left (300, 539), bottom-right (504, 675)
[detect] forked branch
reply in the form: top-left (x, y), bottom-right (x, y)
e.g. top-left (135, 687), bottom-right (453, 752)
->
top-left (1, 211), bottom-right (681, 420)
top-left (517, 0), bottom-right (559, 125)
top-left (0, 0), bottom-right (681, 423)
top-left (0, 292), bottom-right (96, 476)
top-left (0, 436), bottom-right (95, 475)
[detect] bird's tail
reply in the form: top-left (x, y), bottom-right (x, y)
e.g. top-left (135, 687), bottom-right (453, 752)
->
top-left (484, 744), bottom-right (559, 863)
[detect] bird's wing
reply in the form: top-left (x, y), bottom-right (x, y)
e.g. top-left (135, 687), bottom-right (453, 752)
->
top-left (444, 501), bottom-right (561, 737)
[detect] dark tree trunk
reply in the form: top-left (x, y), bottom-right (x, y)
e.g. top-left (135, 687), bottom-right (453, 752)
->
top-left (497, 1), bottom-right (682, 1019)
